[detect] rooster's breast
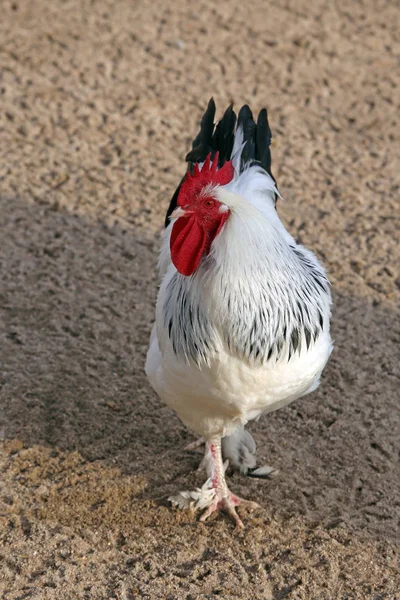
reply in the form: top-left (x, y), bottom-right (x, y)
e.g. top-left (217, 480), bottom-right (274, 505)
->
top-left (146, 323), bottom-right (332, 439)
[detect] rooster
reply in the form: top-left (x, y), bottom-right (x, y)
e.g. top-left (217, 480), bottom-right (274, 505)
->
top-left (146, 99), bottom-right (332, 528)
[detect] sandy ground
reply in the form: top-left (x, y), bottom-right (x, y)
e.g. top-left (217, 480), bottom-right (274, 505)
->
top-left (1, 0), bottom-right (399, 598)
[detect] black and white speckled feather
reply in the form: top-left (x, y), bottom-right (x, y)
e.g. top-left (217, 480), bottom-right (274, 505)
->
top-left (163, 272), bottom-right (219, 365)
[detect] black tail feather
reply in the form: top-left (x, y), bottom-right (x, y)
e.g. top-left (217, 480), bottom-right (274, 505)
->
top-left (211, 103), bottom-right (237, 167)
top-left (256, 108), bottom-right (275, 182)
top-left (164, 175), bottom-right (185, 228)
top-left (185, 98), bottom-right (216, 164)
top-left (237, 104), bottom-right (256, 170)
top-left (165, 99), bottom-right (276, 227)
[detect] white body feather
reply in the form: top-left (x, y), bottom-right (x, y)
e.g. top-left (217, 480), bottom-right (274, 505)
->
top-left (146, 165), bottom-right (332, 440)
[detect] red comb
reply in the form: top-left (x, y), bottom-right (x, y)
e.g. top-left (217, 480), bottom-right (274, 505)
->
top-left (177, 152), bottom-right (234, 207)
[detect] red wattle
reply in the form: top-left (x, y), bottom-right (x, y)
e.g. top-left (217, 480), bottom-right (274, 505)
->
top-left (170, 215), bottom-right (207, 276)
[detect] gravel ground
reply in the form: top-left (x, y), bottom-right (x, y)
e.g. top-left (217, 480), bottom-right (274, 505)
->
top-left (0, 0), bottom-right (399, 598)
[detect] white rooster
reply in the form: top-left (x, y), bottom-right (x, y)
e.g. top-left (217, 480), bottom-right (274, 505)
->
top-left (146, 99), bottom-right (332, 528)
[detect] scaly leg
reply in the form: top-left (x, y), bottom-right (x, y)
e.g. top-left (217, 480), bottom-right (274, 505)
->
top-left (185, 429), bottom-right (279, 479)
top-left (199, 438), bottom-right (260, 528)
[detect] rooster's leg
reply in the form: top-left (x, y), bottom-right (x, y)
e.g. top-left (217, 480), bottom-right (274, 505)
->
top-left (188, 429), bottom-right (278, 478)
top-left (199, 438), bottom-right (260, 528)
top-left (222, 427), bottom-right (279, 478)
top-left (183, 437), bottom-right (205, 451)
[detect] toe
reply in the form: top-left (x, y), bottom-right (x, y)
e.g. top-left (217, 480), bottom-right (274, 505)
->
top-left (199, 498), bottom-right (245, 529)
top-left (199, 503), bottom-right (216, 522)
top-left (225, 504), bottom-right (244, 529)
top-left (184, 437), bottom-right (205, 451)
top-left (239, 498), bottom-right (261, 510)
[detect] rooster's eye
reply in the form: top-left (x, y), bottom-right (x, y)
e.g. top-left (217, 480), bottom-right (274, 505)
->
top-left (204, 199), bottom-right (214, 208)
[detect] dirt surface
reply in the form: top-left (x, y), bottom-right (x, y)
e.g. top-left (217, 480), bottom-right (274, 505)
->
top-left (1, 0), bottom-right (399, 598)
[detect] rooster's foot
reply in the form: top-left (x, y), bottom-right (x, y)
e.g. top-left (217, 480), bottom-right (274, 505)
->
top-left (168, 479), bottom-right (259, 529)
top-left (170, 438), bottom-right (262, 528)
top-left (199, 490), bottom-right (260, 529)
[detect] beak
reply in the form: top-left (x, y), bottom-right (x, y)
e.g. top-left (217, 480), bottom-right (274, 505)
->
top-left (170, 206), bottom-right (192, 220)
